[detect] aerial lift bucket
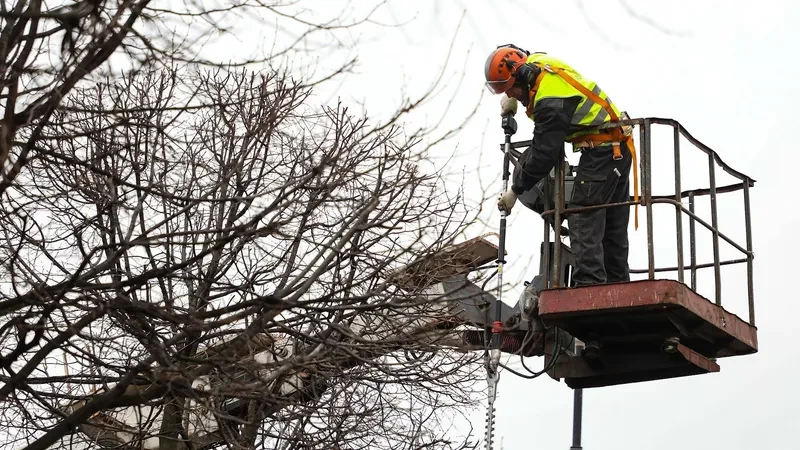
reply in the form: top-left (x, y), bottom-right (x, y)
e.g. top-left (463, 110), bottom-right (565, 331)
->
top-left (505, 117), bottom-right (758, 389)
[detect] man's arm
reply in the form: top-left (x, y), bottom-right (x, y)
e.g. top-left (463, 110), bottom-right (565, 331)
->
top-left (511, 96), bottom-right (581, 195)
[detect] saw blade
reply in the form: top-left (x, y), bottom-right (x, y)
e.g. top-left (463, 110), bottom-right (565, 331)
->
top-left (484, 373), bottom-right (498, 450)
top-left (485, 400), bottom-right (496, 450)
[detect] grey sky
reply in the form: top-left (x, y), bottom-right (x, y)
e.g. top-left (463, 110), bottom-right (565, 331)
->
top-left (207, 1), bottom-right (798, 448)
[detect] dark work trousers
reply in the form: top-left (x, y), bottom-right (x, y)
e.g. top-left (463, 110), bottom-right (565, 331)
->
top-left (567, 140), bottom-right (633, 287)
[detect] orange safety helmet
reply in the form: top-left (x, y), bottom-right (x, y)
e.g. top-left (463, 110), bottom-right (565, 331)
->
top-left (484, 44), bottom-right (529, 95)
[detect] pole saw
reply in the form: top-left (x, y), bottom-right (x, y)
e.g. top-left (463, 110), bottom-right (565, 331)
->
top-left (484, 99), bottom-right (518, 450)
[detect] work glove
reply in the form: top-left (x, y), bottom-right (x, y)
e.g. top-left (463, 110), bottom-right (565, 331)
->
top-left (500, 94), bottom-right (518, 117)
top-left (497, 189), bottom-right (517, 213)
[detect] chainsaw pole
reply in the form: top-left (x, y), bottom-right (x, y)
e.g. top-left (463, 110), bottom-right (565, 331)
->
top-left (484, 113), bottom-right (517, 450)
top-left (490, 114), bottom-right (517, 368)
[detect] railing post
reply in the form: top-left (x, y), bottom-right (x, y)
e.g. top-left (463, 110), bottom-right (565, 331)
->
top-left (689, 192), bottom-right (697, 291)
top-left (708, 153), bottom-right (721, 305)
top-left (641, 119), bottom-right (655, 279)
top-left (743, 180), bottom-right (755, 325)
top-left (552, 152), bottom-right (565, 288)
top-left (543, 174), bottom-right (552, 287)
top-left (673, 125), bottom-right (684, 283)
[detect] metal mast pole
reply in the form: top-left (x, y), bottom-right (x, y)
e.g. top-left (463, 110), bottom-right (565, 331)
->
top-left (570, 341), bottom-right (585, 450)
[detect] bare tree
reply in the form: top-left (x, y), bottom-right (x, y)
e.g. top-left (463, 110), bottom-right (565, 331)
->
top-left (0, 1), bottom-right (490, 450)
top-left (0, 60), bottom-right (490, 449)
top-left (0, 0), bottom-right (409, 192)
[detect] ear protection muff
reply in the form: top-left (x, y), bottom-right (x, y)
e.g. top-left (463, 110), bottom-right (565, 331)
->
top-left (514, 63), bottom-right (534, 87)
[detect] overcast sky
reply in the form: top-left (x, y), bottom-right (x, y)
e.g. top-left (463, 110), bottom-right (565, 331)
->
top-left (221, 1), bottom-right (799, 448)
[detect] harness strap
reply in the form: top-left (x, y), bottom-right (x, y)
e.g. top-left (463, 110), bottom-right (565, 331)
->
top-left (525, 70), bottom-right (548, 117)
top-left (549, 65), bottom-right (620, 121)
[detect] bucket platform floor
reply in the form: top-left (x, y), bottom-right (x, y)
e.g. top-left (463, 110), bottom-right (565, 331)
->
top-left (538, 279), bottom-right (758, 389)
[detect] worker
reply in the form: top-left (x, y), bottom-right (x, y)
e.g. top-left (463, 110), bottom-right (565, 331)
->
top-left (485, 44), bottom-right (635, 287)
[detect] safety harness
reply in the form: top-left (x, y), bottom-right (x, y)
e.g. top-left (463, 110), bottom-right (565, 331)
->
top-left (526, 64), bottom-right (640, 229)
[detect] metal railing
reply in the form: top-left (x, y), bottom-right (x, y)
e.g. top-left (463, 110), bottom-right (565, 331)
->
top-left (502, 118), bottom-right (757, 326)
